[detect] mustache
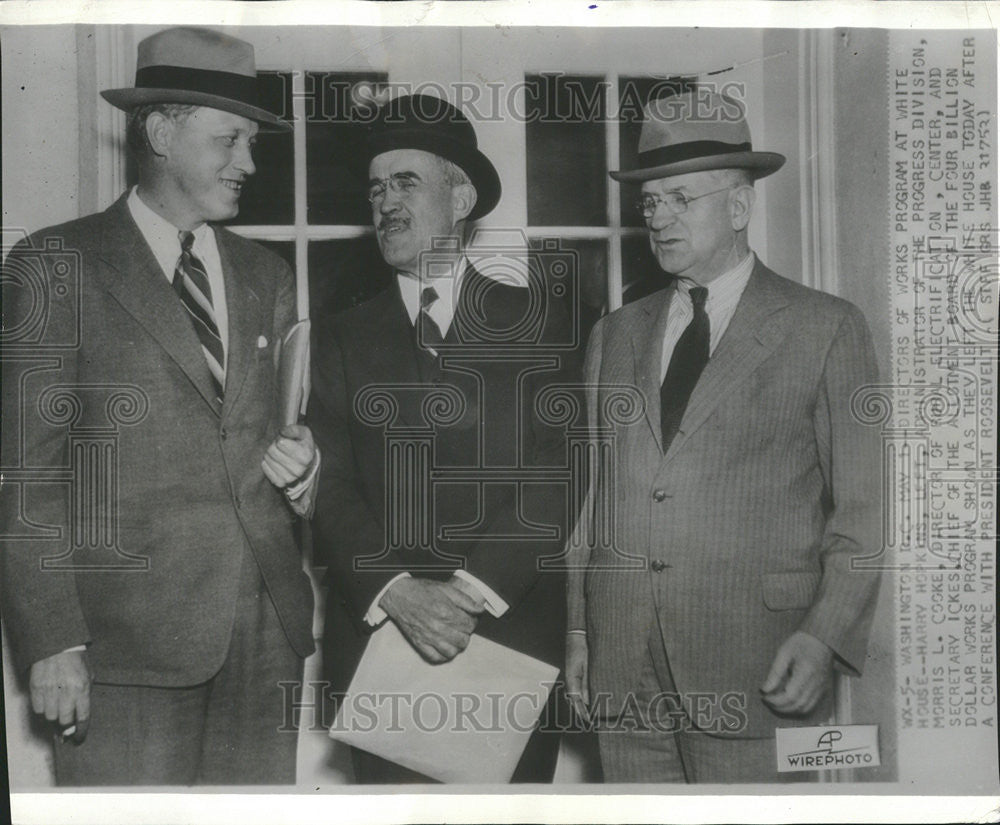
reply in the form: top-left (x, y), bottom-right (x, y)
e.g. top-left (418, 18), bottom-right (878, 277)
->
top-left (378, 216), bottom-right (410, 232)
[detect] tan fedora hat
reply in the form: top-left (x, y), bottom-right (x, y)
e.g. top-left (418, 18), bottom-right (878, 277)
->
top-left (101, 27), bottom-right (289, 131)
top-left (610, 90), bottom-right (784, 183)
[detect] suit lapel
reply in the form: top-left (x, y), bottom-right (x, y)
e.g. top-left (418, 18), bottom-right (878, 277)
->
top-left (630, 289), bottom-right (673, 452)
top-left (662, 259), bottom-right (791, 464)
top-left (95, 196), bottom-right (221, 415)
top-left (360, 284), bottom-right (425, 428)
top-left (216, 230), bottom-right (263, 417)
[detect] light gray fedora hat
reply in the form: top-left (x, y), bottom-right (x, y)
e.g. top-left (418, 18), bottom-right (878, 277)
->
top-left (610, 90), bottom-right (784, 183)
top-left (101, 27), bottom-right (290, 131)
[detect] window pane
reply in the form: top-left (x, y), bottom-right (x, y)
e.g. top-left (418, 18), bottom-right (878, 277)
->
top-left (621, 233), bottom-right (669, 304)
top-left (308, 236), bottom-right (393, 320)
top-left (233, 71), bottom-right (295, 226)
top-left (525, 75), bottom-right (607, 227)
top-left (529, 237), bottom-right (606, 345)
top-left (617, 76), bottom-right (697, 228)
top-left (306, 73), bottom-right (389, 226)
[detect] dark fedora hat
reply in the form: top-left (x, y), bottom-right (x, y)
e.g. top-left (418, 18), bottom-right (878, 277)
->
top-left (364, 94), bottom-right (501, 221)
top-left (610, 90), bottom-right (784, 183)
top-left (101, 27), bottom-right (289, 131)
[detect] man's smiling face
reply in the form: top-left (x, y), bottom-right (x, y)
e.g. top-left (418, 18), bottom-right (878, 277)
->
top-left (369, 149), bottom-right (460, 277)
top-left (159, 106), bottom-right (258, 229)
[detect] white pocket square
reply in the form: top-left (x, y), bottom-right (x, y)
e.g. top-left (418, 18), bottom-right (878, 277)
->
top-left (257, 335), bottom-right (268, 349)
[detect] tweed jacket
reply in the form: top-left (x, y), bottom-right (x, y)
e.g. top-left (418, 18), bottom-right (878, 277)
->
top-left (567, 259), bottom-right (882, 738)
top-left (0, 194), bottom-right (315, 685)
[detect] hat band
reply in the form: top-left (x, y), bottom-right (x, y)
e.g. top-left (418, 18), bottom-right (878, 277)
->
top-left (637, 140), bottom-right (752, 169)
top-left (135, 65), bottom-right (261, 107)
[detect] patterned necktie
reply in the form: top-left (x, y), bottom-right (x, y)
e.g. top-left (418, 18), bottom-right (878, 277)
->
top-left (173, 230), bottom-right (225, 403)
top-left (660, 285), bottom-right (710, 452)
top-left (417, 285), bottom-right (444, 352)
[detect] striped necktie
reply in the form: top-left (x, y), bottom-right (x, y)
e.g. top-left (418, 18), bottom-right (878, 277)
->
top-left (173, 230), bottom-right (225, 404)
top-left (660, 285), bottom-right (709, 452)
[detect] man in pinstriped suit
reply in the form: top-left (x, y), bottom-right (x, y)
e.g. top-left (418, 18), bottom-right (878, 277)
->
top-left (565, 91), bottom-right (881, 783)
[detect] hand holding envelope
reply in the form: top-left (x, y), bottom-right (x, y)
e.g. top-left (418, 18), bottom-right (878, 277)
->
top-left (331, 622), bottom-right (558, 784)
top-left (379, 576), bottom-right (485, 663)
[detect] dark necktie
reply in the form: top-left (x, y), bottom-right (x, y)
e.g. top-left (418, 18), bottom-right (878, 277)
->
top-left (173, 230), bottom-right (225, 403)
top-left (660, 285), bottom-right (709, 452)
top-left (417, 285), bottom-right (444, 353)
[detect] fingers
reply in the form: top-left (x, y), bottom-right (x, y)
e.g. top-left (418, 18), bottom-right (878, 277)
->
top-left (262, 425), bottom-right (317, 488)
top-left (261, 451), bottom-right (300, 486)
top-left (405, 617), bottom-right (471, 663)
top-left (565, 635), bottom-right (590, 719)
top-left (72, 715), bottom-right (90, 744)
top-left (760, 644), bottom-right (791, 696)
top-left (271, 434), bottom-right (314, 466)
top-left (443, 578), bottom-right (486, 614)
top-left (566, 674), bottom-right (589, 720)
top-left (764, 662), bottom-right (827, 715)
top-left (29, 653), bottom-right (92, 735)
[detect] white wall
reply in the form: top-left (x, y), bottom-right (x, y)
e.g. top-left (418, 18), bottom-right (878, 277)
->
top-left (2, 26), bottom-right (81, 234)
top-left (2, 24), bottom-right (83, 788)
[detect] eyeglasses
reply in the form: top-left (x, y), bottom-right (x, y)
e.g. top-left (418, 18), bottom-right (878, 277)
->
top-left (634, 185), bottom-right (734, 219)
top-left (367, 173), bottom-right (420, 204)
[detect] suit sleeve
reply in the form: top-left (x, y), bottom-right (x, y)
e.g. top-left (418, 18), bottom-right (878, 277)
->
top-left (565, 316), bottom-right (605, 633)
top-left (462, 292), bottom-right (585, 610)
top-left (307, 322), bottom-right (406, 620)
top-left (798, 303), bottom-right (882, 675)
top-left (0, 239), bottom-right (91, 671)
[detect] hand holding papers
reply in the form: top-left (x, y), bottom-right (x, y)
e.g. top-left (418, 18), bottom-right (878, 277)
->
top-left (331, 622), bottom-right (558, 783)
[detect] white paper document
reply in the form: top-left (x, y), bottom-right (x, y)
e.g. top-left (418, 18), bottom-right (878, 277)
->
top-left (331, 622), bottom-right (558, 783)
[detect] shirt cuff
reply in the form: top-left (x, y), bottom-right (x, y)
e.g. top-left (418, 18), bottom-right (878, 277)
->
top-left (364, 572), bottom-right (411, 626)
top-left (61, 645), bottom-right (87, 653)
top-left (453, 570), bottom-right (509, 617)
top-left (285, 448), bottom-right (321, 501)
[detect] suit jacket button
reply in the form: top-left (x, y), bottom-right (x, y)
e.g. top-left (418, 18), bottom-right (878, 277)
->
top-left (220, 426), bottom-right (228, 440)
top-left (652, 489), bottom-right (667, 502)
top-left (651, 559), bottom-right (667, 573)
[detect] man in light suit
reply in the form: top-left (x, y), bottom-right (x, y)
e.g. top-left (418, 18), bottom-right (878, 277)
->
top-left (308, 94), bottom-right (580, 783)
top-left (565, 90), bottom-right (881, 783)
top-left (1, 27), bottom-right (317, 785)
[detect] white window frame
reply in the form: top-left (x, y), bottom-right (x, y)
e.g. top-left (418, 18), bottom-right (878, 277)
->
top-left (83, 26), bottom-right (835, 320)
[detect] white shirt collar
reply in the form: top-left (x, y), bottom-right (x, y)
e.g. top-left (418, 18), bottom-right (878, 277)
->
top-left (126, 186), bottom-right (215, 281)
top-left (396, 254), bottom-right (469, 336)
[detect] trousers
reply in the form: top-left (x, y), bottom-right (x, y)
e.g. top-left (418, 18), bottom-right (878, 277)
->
top-left (53, 545), bottom-right (304, 786)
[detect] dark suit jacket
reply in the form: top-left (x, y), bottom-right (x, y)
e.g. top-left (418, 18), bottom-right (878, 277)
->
top-left (0, 195), bottom-right (315, 685)
top-left (567, 259), bottom-right (882, 738)
top-left (309, 267), bottom-right (581, 694)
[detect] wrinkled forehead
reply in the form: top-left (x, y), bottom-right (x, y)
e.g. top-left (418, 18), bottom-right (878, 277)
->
top-left (368, 148), bottom-right (444, 180)
top-left (640, 168), bottom-right (723, 194)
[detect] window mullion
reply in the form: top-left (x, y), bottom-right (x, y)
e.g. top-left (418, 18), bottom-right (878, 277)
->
top-left (605, 74), bottom-right (623, 312)
top-left (292, 67), bottom-right (310, 321)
